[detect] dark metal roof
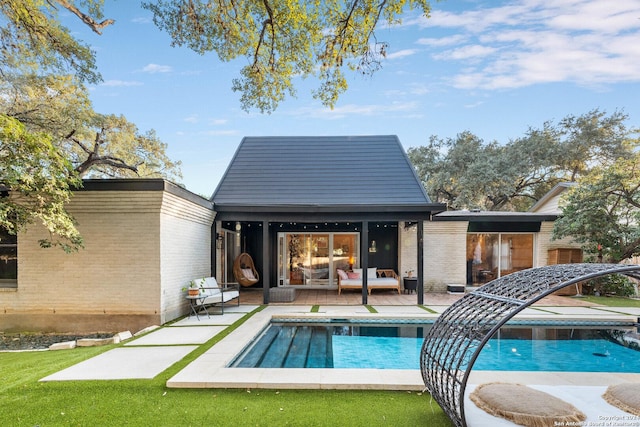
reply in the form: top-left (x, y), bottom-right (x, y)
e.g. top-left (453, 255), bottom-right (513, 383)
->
top-left (212, 136), bottom-right (441, 216)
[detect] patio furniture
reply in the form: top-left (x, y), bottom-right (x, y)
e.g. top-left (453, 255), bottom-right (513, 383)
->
top-left (420, 263), bottom-right (640, 427)
top-left (337, 268), bottom-right (400, 295)
top-left (233, 253), bottom-right (259, 287)
top-left (403, 277), bottom-right (418, 294)
top-left (470, 383), bottom-right (585, 426)
top-left (269, 287), bottom-right (296, 302)
top-left (189, 277), bottom-right (240, 317)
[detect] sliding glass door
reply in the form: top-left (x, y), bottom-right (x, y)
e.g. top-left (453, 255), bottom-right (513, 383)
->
top-left (466, 233), bottom-right (534, 286)
top-left (279, 232), bottom-right (359, 287)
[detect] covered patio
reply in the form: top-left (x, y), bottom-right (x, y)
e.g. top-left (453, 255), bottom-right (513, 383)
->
top-left (211, 135), bottom-right (446, 305)
top-left (234, 287), bottom-right (598, 308)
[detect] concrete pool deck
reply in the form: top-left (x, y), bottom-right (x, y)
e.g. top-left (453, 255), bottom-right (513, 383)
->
top-left (41, 301), bottom-right (640, 425)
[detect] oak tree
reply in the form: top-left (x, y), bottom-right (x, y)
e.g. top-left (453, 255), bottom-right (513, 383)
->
top-left (553, 150), bottom-right (640, 264)
top-left (408, 110), bottom-right (634, 211)
top-left (143, 0), bottom-right (432, 112)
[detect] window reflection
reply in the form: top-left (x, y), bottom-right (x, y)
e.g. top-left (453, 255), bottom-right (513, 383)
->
top-left (466, 233), bottom-right (533, 286)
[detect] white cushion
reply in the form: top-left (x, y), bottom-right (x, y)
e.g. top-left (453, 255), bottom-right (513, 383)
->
top-left (368, 267), bottom-right (377, 277)
top-left (242, 268), bottom-right (256, 280)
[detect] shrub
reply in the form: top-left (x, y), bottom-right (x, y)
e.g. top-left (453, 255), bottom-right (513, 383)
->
top-left (582, 274), bottom-right (636, 297)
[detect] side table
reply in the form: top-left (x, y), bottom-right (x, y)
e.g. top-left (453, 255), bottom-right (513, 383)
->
top-left (403, 277), bottom-right (418, 294)
top-left (186, 295), bottom-right (209, 320)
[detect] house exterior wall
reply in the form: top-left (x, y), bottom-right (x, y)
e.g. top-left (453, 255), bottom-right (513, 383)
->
top-left (424, 221), bottom-right (468, 292)
top-left (536, 221), bottom-right (582, 266)
top-left (0, 184), bottom-right (214, 334)
top-left (159, 192), bottom-right (215, 324)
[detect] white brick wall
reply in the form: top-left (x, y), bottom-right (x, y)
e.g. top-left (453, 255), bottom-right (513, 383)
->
top-left (0, 185), bottom-right (214, 333)
top-left (424, 221), bottom-right (468, 291)
top-left (536, 221), bottom-right (582, 266)
top-left (159, 192), bottom-right (215, 323)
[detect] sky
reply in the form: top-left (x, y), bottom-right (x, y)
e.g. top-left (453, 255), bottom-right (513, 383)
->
top-left (62, 0), bottom-right (640, 197)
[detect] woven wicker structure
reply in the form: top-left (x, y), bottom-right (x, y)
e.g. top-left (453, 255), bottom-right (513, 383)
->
top-left (420, 263), bottom-right (640, 427)
top-left (233, 253), bottom-right (260, 287)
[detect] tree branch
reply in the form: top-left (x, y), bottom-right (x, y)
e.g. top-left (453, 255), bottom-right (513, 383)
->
top-left (53, 0), bottom-right (115, 35)
top-left (254, 0), bottom-right (274, 68)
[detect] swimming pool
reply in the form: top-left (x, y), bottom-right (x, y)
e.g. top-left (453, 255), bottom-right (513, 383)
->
top-left (230, 322), bottom-right (640, 372)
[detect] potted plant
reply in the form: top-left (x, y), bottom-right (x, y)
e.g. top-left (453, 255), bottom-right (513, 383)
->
top-left (182, 279), bottom-right (204, 296)
top-left (405, 269), bottom-right (415, 278)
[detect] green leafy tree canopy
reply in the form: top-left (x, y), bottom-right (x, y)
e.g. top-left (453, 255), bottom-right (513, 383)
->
top-left (143, 0), bottom-right (432, 113)
top-left (553, 148), bottom-right (640, 264)
top-left (408, 110), bottom-right (634, 211)
top-left (0, 115), bottom-right (82, 252)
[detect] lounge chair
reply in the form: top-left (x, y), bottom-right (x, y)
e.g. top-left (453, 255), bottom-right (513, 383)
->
top-left (190, 277), bottom-right (240, 316)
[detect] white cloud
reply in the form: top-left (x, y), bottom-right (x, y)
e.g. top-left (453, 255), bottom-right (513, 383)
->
top-left (184, 115), bottom-right (199, 123)
top-left (416, 35), bottom-right (467, 47)
top-left (132, 16), bottom-right (152, 24)
top-left (386, 49), bottom-right (418, 60)
top-left (101, 80), bottom-right (143, 87)
top-left (209, 119), bottom-right (228, 125)
top-left (434, 45), bottom-right (497, 61)
top-left (415, 0), bottom-right (640, 90)
top-left (294, 101), bottom-right (420, 120)
top-left (142, 63), bottom-right (172, 73)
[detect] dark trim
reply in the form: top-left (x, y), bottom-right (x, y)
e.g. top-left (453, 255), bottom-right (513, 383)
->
top-left (214, 204), bottom-right (445, 213)
top-left (77, 179), bottom-right (214, 210)
top-left (215, 211), bottom-right (437, 223)
top-left (468, 222), bottom-right (542, 232)
top-left (434, 212), bottom-right (556, 222)
top-left (262, 221), bottom-right (270, 304)
top-left (361, 221), bottom-right (369, 305)
top-left (417, 221), bottom-right (424, 305)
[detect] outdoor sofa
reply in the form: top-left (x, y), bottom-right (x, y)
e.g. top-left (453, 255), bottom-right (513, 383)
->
top-left (192, 277), bottom-right (240, 315)
top-left (336, 268), bottom-right (401, 295)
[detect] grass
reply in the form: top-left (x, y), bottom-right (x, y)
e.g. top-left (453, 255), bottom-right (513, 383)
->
top-left (577, 295), bottom-right (640, 307)
top-left (0, 308), bottom-right (452, 427)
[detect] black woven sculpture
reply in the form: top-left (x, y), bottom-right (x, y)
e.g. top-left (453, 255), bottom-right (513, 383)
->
top-left (420, 263), bottom-right (640, 427)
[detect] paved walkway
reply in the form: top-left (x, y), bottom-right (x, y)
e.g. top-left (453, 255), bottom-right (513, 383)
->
top-left (39, 298), bottom-right (640, 426)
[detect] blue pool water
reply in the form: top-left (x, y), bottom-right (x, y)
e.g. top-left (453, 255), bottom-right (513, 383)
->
top-left (332, 335), bottom-right (639, 372)
top-left (232, 324), bottom-right (640, 372)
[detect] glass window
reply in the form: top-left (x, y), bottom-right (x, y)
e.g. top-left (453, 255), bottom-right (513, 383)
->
top-left (0, 228), bottom-right (17, 286)
top-left (281, 232), bottom-right (359, 286)
top-left (466, 233), bottom-right (533, 286)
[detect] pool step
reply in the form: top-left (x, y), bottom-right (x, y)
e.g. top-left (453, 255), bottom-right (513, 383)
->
top-left (236, 325), bottom-right (334, 368)
top-left (283, 327), bottom-right (312, 368)
top-left (307, 327), bottom-right (333, 368)
top-left (235, 326), bottom-right (282, 367)
top-left (260, 326), bottom-right (296, 367)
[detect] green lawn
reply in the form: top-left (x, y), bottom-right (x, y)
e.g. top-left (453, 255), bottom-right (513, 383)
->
top-left (577, 295), bottom-right (640, 307)
top-left (0, 311), bottom-right (452, 427)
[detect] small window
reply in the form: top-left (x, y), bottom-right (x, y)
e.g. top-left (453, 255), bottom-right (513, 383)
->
top-left (0, 227), bottom-right (17, 288)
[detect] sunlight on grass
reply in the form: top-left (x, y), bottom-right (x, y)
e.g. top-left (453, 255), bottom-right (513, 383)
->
top-left (578, 296), bottom-right (640, 307)
top-left (0, 305), bottom-right (452, 426)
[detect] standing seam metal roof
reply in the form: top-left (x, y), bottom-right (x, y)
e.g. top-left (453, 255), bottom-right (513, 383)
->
top-left (212, 135), bottom-right (432, 208)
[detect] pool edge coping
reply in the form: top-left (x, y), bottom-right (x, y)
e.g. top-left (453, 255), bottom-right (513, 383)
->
top-left (166, 307), bottom-right (640, 390)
